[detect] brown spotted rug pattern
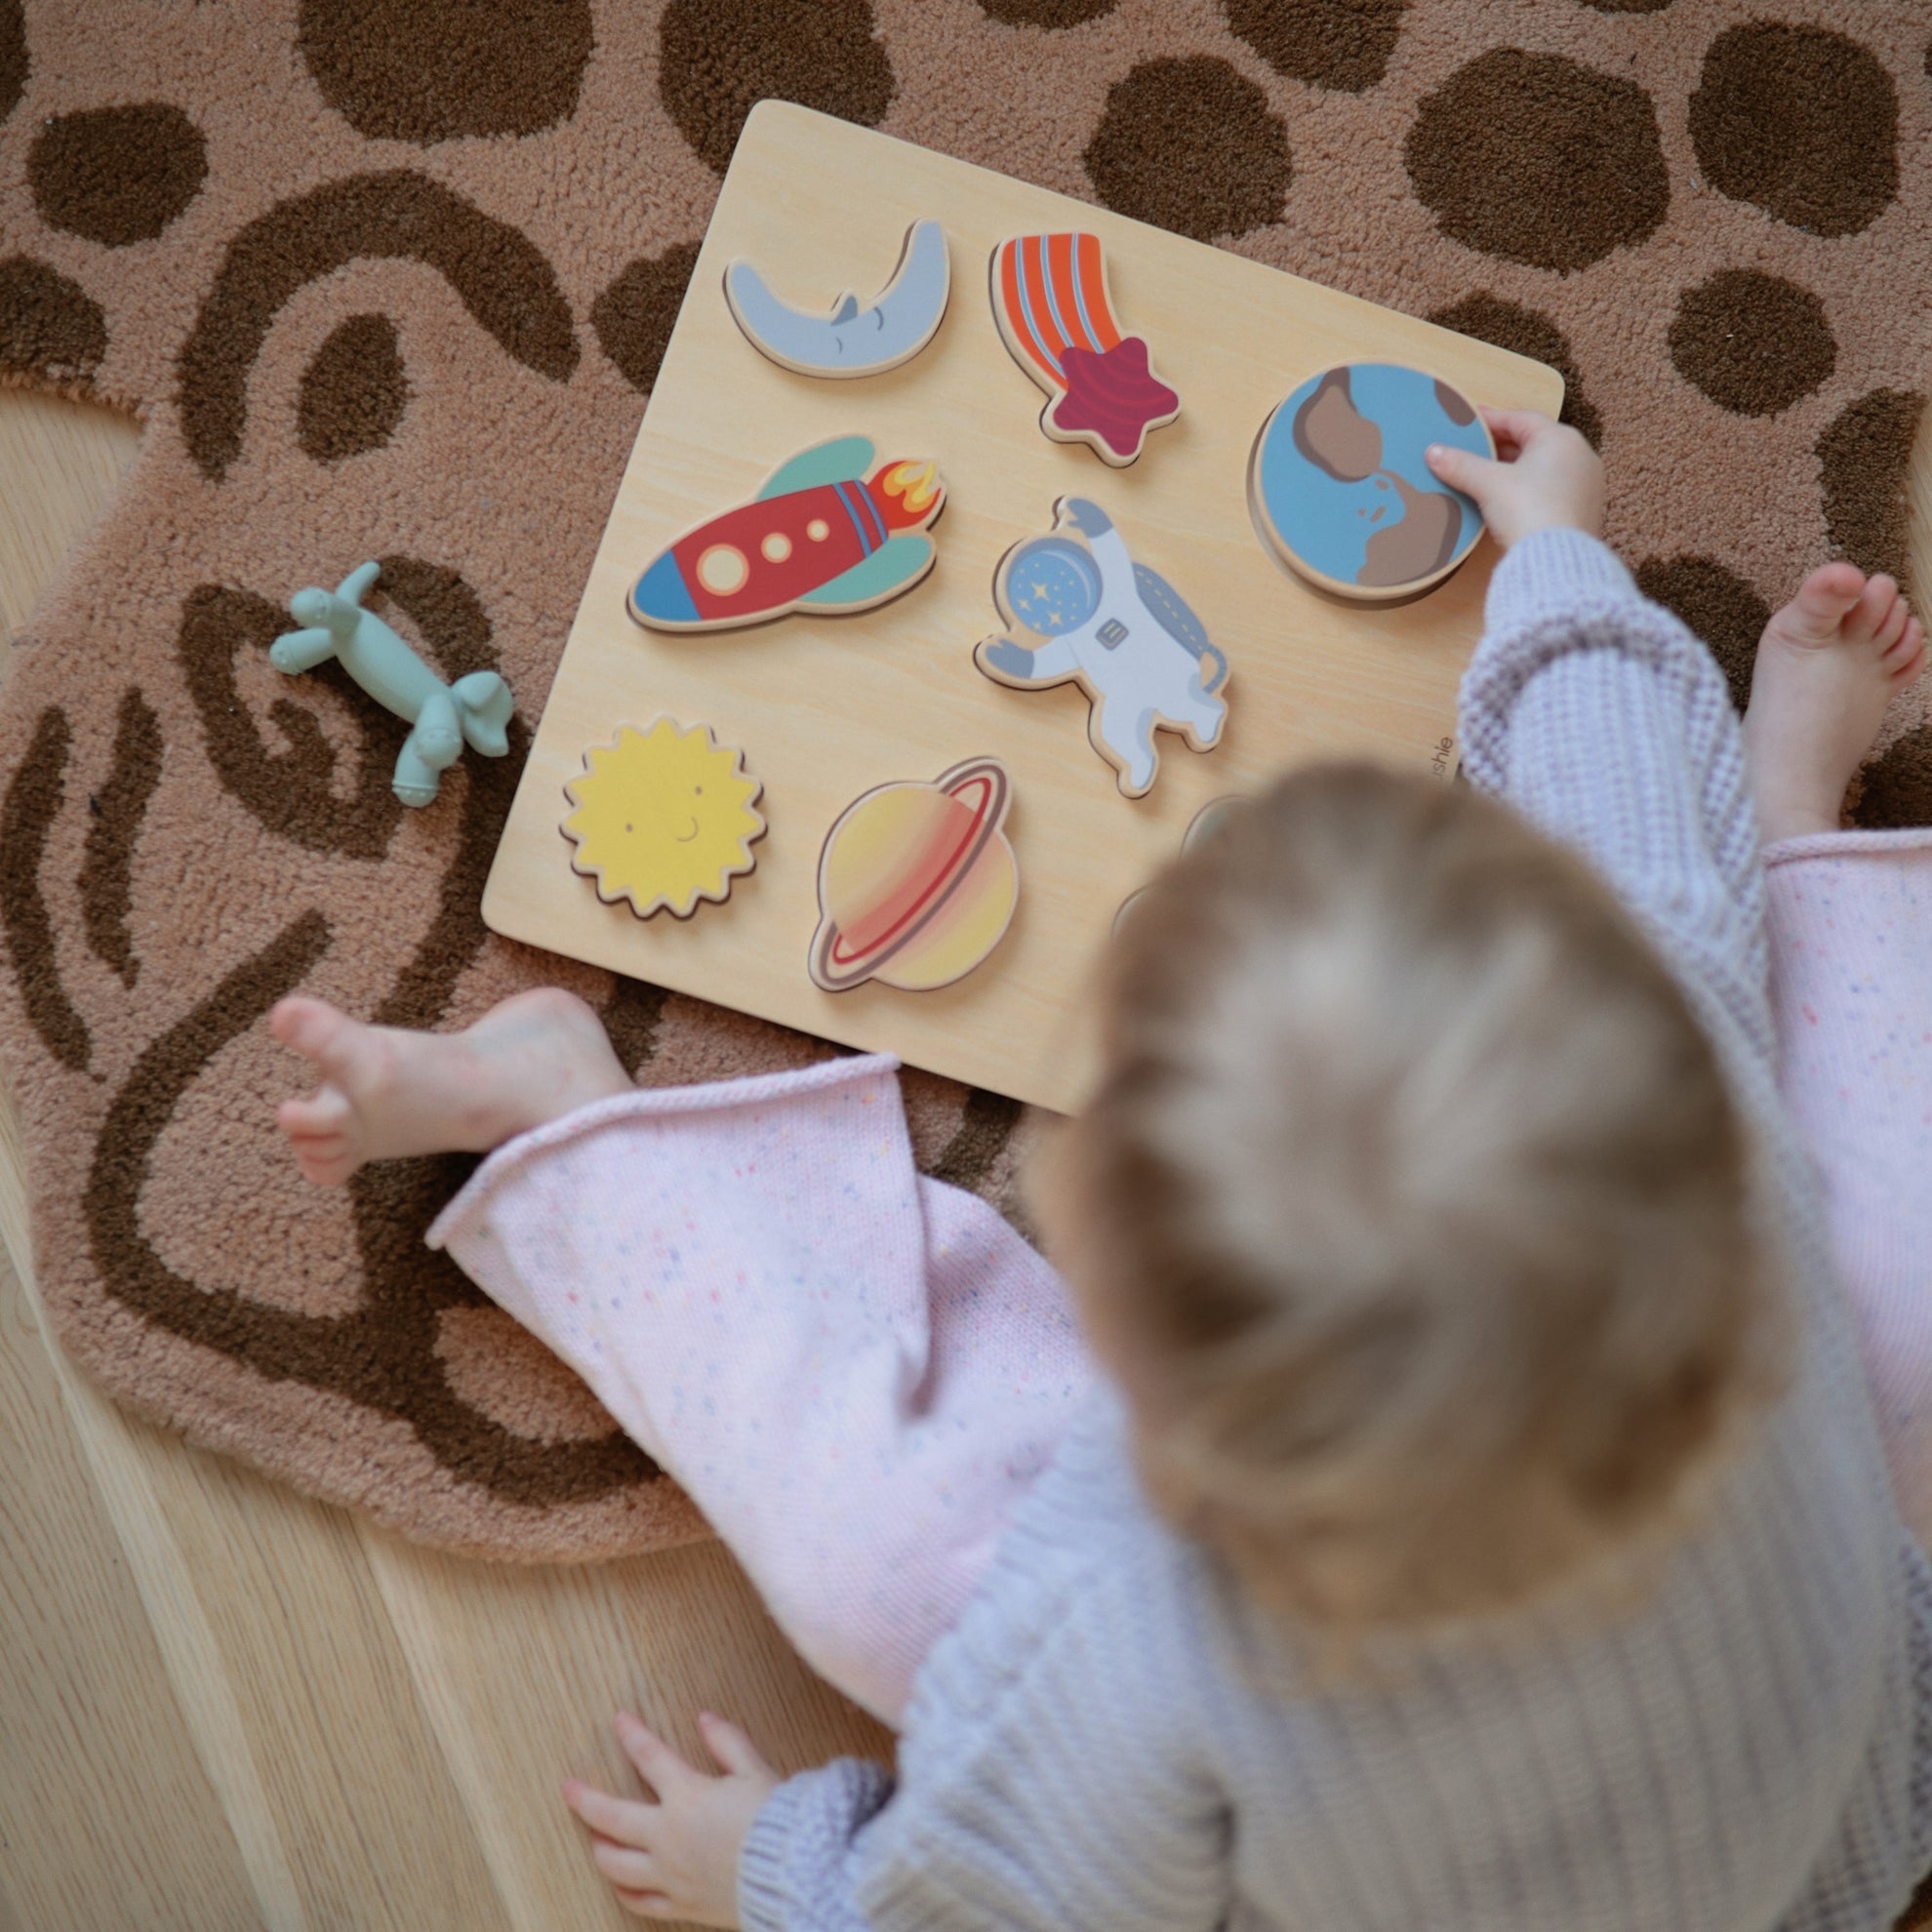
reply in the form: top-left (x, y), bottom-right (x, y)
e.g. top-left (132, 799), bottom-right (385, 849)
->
top-left (1, 0), bottom-right (1929, 1564)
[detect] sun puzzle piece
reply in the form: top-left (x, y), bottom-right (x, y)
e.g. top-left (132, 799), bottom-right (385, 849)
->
top-left (810, 757), bottom-right (1018, 993)
top-left (724, 220), bottom-right (951, 378)
top-left (989, 233), bottom-right (1180, 467)
top-left (976, 498), bottom-right (1228, 798)
top-left (1250, 363), bottom-right (1492, 601)
top-left (627, 436), bottom-right (945, 633)
top-left (562, 718), bottom-right (765, 919)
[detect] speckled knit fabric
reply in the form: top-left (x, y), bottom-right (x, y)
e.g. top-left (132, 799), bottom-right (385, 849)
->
top-left (1767, 830), bottom-right (1932, 1550)
top-left (426, 1053), bottom-right (1091, 1724)
top-left (1, 0), bottom-right (1929, 1558)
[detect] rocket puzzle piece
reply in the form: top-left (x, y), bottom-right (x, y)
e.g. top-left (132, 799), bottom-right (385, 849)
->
top-left (990, 233), bottom-right (1180, 467)
top-left (976, 498), bottom-right (1228, 798)
top-left (627, 436), bottom-right (945, 632)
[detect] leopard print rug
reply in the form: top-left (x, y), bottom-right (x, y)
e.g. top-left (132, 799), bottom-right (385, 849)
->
top-left (1, 0), bottom-right (1926, 1561)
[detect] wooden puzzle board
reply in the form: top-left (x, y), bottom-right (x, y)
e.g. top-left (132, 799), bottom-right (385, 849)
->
top-left (483, 101), bottom-right (1565, 1115)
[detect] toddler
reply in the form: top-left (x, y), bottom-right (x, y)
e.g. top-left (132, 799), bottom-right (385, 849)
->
top-left (274, 412), bottom-right (1932, 1930)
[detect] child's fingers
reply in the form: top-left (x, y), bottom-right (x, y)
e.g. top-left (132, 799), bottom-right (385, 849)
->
top-left (698, 1710), bottom-right (775, 1779)
top-left (1424, 442), bottom-right (1496, 496)
top-left (590, 1834), bottom-right (660, 1892)
top-left (1475, 404), bottom-right (1557, 449)
top-left (614, 1711), bottom-right (691, 1795)
top-left (613, 1888), bottom-right (675, 1921)
top-left (562, 1778), bottom-right (654, 1844)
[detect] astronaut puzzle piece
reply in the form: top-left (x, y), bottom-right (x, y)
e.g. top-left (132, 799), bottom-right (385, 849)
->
top-left (975, 497), bottom-right (1228, 798)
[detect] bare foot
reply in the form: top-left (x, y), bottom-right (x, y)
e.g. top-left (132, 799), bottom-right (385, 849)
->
top-left (1743, 562), bottom-right (1926, 844)
top-left (271, 987), bottom-right (631, 1186)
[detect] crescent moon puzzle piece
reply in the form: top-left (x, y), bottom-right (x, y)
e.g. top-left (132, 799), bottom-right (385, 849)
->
top-left (810, 757), bottom-right (1019, 993)
top-left (1249, 363), bottom-right (1492, 601)
top-left (725, 220), bottom-right (951, 378)
top-left (562, 718), bottom-right (766, 919)
top-left (627, 436), bottom-right (946, 632)
top-left (975, 497), bottom-right (1229, 799)
top-left (989, 233), bottom-right (1180, 467)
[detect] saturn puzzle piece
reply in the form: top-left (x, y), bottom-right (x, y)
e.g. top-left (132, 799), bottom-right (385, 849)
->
top-left (990, 233), bottom-right (1180, 467)
top-left (628, 436), bottom-right (945, 632)
top-left (810, 757), bottom-right (1018, 993)
top-left (725, 220), bottom-right (951, 378)
top-left (976, 498), bottom-right (1228, 798)
top-left (562, 718), bottom-right (766, 919)
top-left (1250, 363), bottom-right (1491, 601)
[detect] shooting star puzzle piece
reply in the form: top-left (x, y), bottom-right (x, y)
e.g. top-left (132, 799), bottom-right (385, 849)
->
top-left (562, 718), bottom-right (765, 919)
top-left (990, 233), bottom-right (1180, 467)
top-left (724, 220), bottom-right (951, 378)
top-left (1250, 363), bottom-right (1491, 601)
top-left (975, 498), bottom-right (1228, 798)
top-left (810, 757), bottom-right (1018, 993)
top-left (627, 436), bottom-right (944, 632)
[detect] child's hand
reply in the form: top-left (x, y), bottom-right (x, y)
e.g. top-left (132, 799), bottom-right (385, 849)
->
top-left (1425, 407), bottom-right (1604, 552)
top-left (563, 1709), bottom-right (780, 1926)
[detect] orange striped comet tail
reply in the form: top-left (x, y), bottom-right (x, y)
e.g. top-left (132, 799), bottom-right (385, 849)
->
top-left (990, 233), bottom-right (1180, 467)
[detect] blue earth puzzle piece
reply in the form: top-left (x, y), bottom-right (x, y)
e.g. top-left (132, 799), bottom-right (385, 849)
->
top-left (1256, 364), bottom-right (1488, 588)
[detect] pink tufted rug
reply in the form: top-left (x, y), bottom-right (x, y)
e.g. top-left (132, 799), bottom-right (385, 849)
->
top-left (1, 0), bottom-right (1928, 1565)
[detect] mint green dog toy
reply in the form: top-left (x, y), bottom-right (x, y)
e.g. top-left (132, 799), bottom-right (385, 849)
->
top-left (270, 561), bottom-right (514, 807)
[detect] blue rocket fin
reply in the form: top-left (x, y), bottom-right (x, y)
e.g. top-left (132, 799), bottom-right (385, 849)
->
top-left (830, 294), bottom-right (860, 325)
top-left (756, 436), bottom-right (875, 502)
top-left (797, 535), bottom-right (934, 611)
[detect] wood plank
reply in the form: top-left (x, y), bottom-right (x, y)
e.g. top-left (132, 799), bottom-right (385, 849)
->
top-left (482, 101), bottom-right (1567, 1115)
top-left (360, 1529), bottom-right (892, 1932)
top-left (0, 386), bottom-right (141, 660)
top-left (0, 1243), bottom-right (263, 1932)
top-left (46, 1371), bottom-right (520, 1932)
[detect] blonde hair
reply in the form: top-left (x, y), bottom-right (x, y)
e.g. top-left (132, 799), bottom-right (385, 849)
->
top-left (1041, 764), bottom-right (1783, 1636)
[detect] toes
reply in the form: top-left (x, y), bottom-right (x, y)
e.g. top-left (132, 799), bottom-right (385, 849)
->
top-left (277, 1088), bottom-right (350, 1138)
top-left (1874, 595), bottom-right (1912, 655)
top-left (1790, 561), bottom-right (1868, 635)
top-left (270, 995), bottom-right (351, 1069)
top-left (1849, 573), bottom-right (1901, 644)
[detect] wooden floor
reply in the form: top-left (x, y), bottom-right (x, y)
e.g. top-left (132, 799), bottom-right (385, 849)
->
top-left (0, 387), bottom-right (888, 1932)
top-left (9, 384), bottom-right (1932, 1932)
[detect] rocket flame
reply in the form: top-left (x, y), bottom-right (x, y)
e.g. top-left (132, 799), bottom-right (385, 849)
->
top-left (875, 459), bottom-right (943, 528)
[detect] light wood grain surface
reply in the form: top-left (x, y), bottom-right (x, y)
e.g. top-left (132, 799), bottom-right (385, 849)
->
top-left (0, 389), bottom-right (888, 1932)
top-left (7, 274), bottom-right (1932, 1932)
top-left (483, 101), bottom-right (1565, 1115)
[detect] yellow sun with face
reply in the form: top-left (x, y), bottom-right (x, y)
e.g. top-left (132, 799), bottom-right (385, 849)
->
top-left (562, 719), bottom-right (765, 918)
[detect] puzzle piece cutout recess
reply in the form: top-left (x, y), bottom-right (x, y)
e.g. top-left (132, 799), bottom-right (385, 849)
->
top-left (1250, 363), bottom-right (1491, 601)
top-left (976, 498), bottom-right (1228, 798)
top-left (627, 436), bottom-right (945, 632)
top-left (990, 233), bottom-right (1180, 467)
top-left (810, 757), bottom-right (1018, 993)
top-left (562, 719), bottom-right (765, 919)
top-left (1113, 794), bottom-right (1246, 934)
top-left (725, 220), bottom-right (950, 378)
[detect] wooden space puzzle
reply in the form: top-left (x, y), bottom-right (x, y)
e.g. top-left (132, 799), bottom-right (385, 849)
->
top-left (990, 232), bottom-right (1180, 467)
top-left (562, 719), bottom-right (765, 919)
top-left (485, 103), bottom-right (1563, 1113)
top-left (725, 219), bottom-right (951, 379)
top-left (1250, 363), bottom-right (1492, 601)
top-left (809, 757), bottom-right (1018, 993)
top-left (627, 435), bottom-right (945, 631)
top-left (976, 497), bottom-right (1228, 798)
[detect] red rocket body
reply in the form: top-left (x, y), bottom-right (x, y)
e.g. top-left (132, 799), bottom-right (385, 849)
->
top-left (629, 460), bottom-right (943, 631)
